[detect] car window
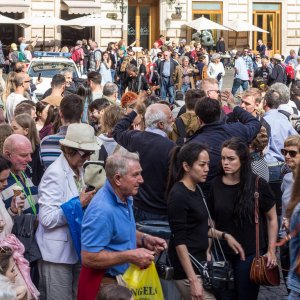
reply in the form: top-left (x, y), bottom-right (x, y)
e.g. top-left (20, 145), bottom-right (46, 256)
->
top-left (28, 61), bottom-right (78, 78)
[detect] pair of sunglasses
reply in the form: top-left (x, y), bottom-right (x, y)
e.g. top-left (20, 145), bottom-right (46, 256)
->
top-left (281, 149), bottom-right (298, 158)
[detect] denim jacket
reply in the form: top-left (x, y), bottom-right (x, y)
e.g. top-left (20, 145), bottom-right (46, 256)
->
top-left (288, 202), bottom-right (300, 293)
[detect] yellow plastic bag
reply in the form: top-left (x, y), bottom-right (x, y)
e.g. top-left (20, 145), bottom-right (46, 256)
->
top-left (122, 262), bottom-right (164, 300)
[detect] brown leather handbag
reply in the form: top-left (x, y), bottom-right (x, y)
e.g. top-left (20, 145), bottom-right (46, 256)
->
top-left (250, 176), bottom-right (280, 286)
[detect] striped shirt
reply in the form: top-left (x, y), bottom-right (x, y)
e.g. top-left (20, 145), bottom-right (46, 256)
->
top-left (1, 172), bottom-right (38, 215)
top-left (40, 126), bottom-right (67, 169)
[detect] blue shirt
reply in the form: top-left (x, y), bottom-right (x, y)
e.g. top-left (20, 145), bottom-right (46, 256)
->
top-left (163, 60), bottom-right (171, 77)
top-left (81, 180), bottom-right (136, 276)
top-left (234, 57), bottom-right (249, 80)
top-left (263, 109), bottom-right (298, 163)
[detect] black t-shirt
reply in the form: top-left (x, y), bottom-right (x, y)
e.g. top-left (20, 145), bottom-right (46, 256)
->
top-left (208, 175), bottom-right (275, 256)
top-left (168, 182), bottom-right (209, 279)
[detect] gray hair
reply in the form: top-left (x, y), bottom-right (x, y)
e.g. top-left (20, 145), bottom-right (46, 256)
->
top-left (60, 68), bottom-right (73, 76)
top-left (269, 83), bottom-right (290, 104)
top-left (144, 104), bottom-right (167, 129)
top-left (105, 148), bottom-right (140, 179)
top-left (103, 82), bottom-right (118, 97)
top-left (0, 274), bottom-right (16, 300)
top-left (181, 56), bottom-right (189, 63)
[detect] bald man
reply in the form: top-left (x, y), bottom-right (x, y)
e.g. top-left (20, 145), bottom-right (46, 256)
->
top-left (113, 103), bottom-right (176, 221)
top-left (2, 134), bottom-right (38, 216)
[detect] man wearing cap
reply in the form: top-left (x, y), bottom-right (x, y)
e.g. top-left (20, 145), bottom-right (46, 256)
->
top-left (42, 74), bottom-right (66, 107)
top-left (268, 54), bottom-right (287, 85)
top-left (37, 123), bottom-right (99, 300)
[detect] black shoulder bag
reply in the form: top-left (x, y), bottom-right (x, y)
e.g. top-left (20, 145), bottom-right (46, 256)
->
top-left (188, 185), bottom-right (234, 293)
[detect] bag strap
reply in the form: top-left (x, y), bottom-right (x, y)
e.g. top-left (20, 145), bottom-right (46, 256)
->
top-left (157, 250), bottom-right (172, 266)
top-left (196, 185), bottom-right (227, 261)
top-left (254, 176), bottom-right (260, 260)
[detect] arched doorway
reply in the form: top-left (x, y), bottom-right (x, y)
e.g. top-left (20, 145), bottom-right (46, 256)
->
top-left (127, 0), bottom-right (159, 49)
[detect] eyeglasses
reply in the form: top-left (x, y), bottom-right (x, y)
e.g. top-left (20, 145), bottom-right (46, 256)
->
top-left (23, 80), bottom-right (31, 83)
top-left (77, 150), bottom-right (95, 158)
top-left (281, 149), bottom-right (298, 158)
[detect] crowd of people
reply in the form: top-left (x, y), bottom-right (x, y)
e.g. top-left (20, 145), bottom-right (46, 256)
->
top-left (0, 33), bottom-right (300, 300)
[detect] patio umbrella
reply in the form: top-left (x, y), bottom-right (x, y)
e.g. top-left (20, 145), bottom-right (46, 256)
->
top-left (224, 18), bottom-right (269, 33)
top-left (0, 14), bottom-right (22, 24)
top-left (17, 15), bottom-right (70, 48)
top-left (67, 14), bottom-right (124, 27)
top-left (224, 18), bottom-right (268, 48)
top-left (185, 16), bottom-right (231, 31)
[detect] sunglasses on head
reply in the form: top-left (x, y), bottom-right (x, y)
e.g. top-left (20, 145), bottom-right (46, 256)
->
top-left (281, 149), bottom-right (298, 158)
top-left (77, 150), bottom-right (94, 158)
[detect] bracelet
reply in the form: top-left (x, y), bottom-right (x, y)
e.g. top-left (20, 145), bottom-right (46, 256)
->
top-left (221, 232), bottom-right (227, 239)
top-left (141, 233), bottom-right (148, 248)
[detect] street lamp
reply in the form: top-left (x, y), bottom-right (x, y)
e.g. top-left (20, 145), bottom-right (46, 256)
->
top-left (111, 0), bottom-right (127, 38)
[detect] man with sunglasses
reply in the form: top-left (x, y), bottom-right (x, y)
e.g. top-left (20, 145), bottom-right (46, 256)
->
top-left (5, 72), bottom-right (31, 124)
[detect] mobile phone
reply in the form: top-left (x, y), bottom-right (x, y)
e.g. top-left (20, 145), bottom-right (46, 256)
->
top-left (85, 185), bottom-right (95, 192)
top-left (37, 73), bottom-right (41, 81)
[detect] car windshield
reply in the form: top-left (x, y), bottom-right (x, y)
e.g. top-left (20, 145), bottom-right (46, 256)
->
top-left (28, 61), bottom-right (78, 78)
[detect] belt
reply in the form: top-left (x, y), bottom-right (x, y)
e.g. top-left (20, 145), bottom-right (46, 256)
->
top-left (267, 162), bottom-right (284, 167)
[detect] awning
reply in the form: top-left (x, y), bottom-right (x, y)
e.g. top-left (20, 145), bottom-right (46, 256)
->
top-left (62, 0), bottom-right (101, 15)
top-left (0, 1), bottom-right (30, 13)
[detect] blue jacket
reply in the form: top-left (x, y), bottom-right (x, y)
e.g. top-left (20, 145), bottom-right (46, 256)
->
top-left (188, 106), bottom-right (260, 194)
top-left (288, 203), bottom-right (300, 293)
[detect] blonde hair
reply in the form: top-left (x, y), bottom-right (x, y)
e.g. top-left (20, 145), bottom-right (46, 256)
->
top-left (2, 72), bottom-right (16, 103)
top-left (284, 135), bottom-right (300, 150)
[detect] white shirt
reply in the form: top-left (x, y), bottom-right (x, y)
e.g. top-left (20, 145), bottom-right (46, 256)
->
top-left (150, 48), bottom-right (161, 62)
top-left (5, 93), bottom-right (27, 124)
top-left (234, 57), bottom-right (249, 81)
top-left (207, 62), bottom-right (225, 79)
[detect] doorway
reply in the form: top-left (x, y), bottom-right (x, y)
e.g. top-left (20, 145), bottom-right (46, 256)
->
top-left (127, 0), bottom-right (159, 49)
top-left (253, 3), bottom-right (281, 55)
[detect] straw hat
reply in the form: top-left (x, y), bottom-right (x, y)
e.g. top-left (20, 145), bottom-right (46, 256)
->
top-left (272, 54), bottom-right (283, 61)
top-left (59, 123), bottom-right (100, 151)
top-left (10, 43), bottom-right (17, 51)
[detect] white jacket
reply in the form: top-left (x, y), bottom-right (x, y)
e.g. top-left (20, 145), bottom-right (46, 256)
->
top-left (36, 154), bottom-right (81, 264)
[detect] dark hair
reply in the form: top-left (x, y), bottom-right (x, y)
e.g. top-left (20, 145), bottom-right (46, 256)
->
top-left (88, 98), bottom-right (110, 112)
top-left (264, 90), bottom-right (281, 109)
top-left (166, 143), bottom-right (208, 195)
top-left (77, 85), bottom-right (93, 106)
top-left (14, 102), bottom-right (34, 117)
top-left (45, 105), bottom-right (59, 132)
top-left (87, 71), bottom-right (102, 85)
top-left (0, 155), bottom-right (12, 173)
top-left (17, 99), bottom-right (36, 108)
top-left (185, 89), bottom-right (206, 111)
top-left (221, 137), bottom-right (254, 224)
top-left (35, 101), bottom-right (49, 121)
top-left (195, 97), bottom-right (220, 123)
top-left (97, 284), bottom-right (132, 300)
top-left (51, 74), bottom-right (66, 88)
top-left (60, 94), bottom-right (84, 123)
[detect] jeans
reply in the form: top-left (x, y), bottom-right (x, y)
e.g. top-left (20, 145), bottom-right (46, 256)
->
top-left (288, 290), bottom-right (300, 299)
top-left (160, 76), bottom-right (175, 104)
top-left (133, 206), bottom-right (168, 223)
top-left (216, 253), bottom-right (260, 300)
top-left (232, 78), bottom-right (248, 95)
top-left (110, 69), bottom-right (116, 82)
top-left (181, 83), bottom-right (190, 95)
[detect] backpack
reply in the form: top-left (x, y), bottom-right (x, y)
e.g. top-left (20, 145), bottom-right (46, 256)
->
top-left (71, 48), bottom-right (82, 64)
top-left (175, 118), bottom-right (187, 146)
top-left (18, 51), bottom-right (26, 62)
top-left (278, 108), bottom-right (300, 133)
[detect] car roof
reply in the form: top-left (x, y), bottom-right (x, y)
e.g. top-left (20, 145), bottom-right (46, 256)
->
top-left (30, 57), bottom-right (74, 63)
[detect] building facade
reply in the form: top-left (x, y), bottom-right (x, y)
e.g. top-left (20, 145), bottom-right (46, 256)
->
top-left (0, 0), bottom-right (298, 55)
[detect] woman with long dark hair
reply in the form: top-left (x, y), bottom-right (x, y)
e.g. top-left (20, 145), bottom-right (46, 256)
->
top-left (167, 143), bottom-right (244, 300)
top-left (209, 137), bottom-right (277, 300)
top-left (286, 156), bottom-right (300, 299)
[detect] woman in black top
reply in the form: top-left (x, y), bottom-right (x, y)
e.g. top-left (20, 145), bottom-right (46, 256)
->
top-left (167, 143), bottom-right (244, 300)
top-left (209, 138), bottom-right (277, 300)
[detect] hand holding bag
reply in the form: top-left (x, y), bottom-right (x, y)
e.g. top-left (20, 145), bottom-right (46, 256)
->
top-left (250, 176), bottom-right (280, 286)
top-left (188, 186), bottom-right (234, 293)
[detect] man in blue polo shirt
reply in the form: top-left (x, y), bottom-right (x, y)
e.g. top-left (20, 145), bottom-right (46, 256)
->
top-left (81, 149), bottom-right (167, 285)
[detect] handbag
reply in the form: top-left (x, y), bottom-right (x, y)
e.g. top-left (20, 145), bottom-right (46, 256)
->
top-left (188, 186), bottom-right (234, 293)
top-left (155, 250), bottom-right (174, 280)
top-left (11, 214), bottom-right (41, 263)
top-left (250, 176), bottom-right (280, 286)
